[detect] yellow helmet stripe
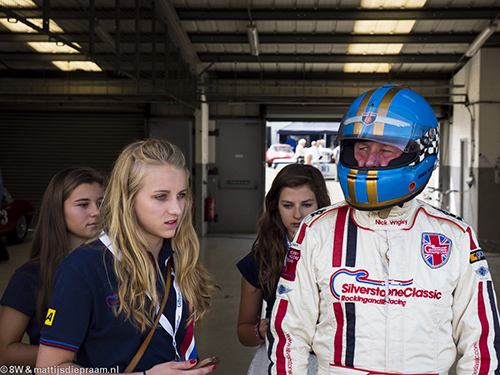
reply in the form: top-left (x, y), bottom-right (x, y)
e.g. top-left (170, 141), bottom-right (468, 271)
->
top-left (354, 88), bottom-right (377, 135)
top-left (366, 170), bottom-right (378, 204)
top-left (373, 85), bottom-right (407, 136)
top-left (347, 169), bottom-right (357, 202)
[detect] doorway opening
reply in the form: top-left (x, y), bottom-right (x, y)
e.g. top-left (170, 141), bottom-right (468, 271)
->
top-left (265, 121), bottom-right (344, 202)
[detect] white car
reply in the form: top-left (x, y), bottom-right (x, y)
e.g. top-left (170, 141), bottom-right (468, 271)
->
top-left (272, 155), bottom-right (337, 180)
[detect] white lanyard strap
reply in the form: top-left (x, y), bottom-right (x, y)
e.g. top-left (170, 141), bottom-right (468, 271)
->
top-left (159, 269), bottom-right (183, 357)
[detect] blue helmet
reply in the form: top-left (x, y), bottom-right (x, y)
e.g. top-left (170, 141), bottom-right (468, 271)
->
top-left (336, 84), bottom-right (439, 211)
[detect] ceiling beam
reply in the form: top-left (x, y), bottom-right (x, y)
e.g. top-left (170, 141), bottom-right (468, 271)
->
top-left (1, 7), bottom-right (498, 21)
top-left (199, 53), bottom-right (461, 64)
top-left (209, 71), bottom-right (453, 81)
top-left (4, 32), bottom-right (498, 45)
top-left (155, 0), bottom-right (201, 76)
top-left (177, 8), bottom-right (500, 21)
top-left (0, 7), bottom-right (149, 19)
top-left (204, 94), bottom-right (456, 105)
top-left (0, 68), bottom-right (453, 82)
top-left (0, 32), bottom-right (168, 43)
top-left (189, 33), bottom-right (500, 44)
top-left (0, 52), bottom-right (462, 64)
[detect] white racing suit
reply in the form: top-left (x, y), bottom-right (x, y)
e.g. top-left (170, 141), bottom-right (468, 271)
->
top-left (269, 199), bottom-right (500, 375)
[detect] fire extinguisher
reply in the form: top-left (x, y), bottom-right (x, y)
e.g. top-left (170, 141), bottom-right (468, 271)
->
top-left (205, 196), bottom-right (215, 222)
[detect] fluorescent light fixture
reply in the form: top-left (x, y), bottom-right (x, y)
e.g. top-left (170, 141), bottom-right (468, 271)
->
top-left (0, 18), bottom-right (64, 33)
top-left (247, 25), bottom-right (260, 56)
top-left (11, 0), bottom-right (37, 6)
top-left (344, 63), bottom-right (391, 73)
top-left (361, 0), bottom-right (426, 7)
top-left (464, 24), bottom-right (497, 57)
top-left (354, 20), bottom-right (416, 34)
top-left (344, 0), bottom-right (426, 73)
top-left (27, 42), bottom-right (80, 53)
top-left (52, 61), bottom-right (102, 72)
top-left (348, 44), bottom-right (403, 55)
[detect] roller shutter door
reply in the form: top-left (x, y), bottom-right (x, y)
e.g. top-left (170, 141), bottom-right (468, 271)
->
top-left (0, 110), bottom-right (145, 224)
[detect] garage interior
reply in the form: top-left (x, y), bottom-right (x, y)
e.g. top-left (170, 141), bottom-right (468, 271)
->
top-left (1, 0), bottom-right (499, 246)
top-left (0, 0), bottom-right (500, 373)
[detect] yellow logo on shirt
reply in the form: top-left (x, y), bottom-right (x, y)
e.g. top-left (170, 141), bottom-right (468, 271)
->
top-left (45, 308), bottom-right (56, 326)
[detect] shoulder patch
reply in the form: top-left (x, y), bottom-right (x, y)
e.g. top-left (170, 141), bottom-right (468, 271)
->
top-left (476, 266), bottom-right (490, 277)
top-left (470, 250), bottom-right (486, 264)
top-left (45, 308), bottom-right (56, 326)
top-left (277, 285), bottom-right (293, 295)
top-left (421, 233), bottom-right (451, 269)
top-left (281, 248), bottom-right (301, 282)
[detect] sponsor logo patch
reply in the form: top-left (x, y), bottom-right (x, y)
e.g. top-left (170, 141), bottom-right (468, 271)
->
top-left (421, 233), bottom-right (451, 268)
top-left (106, 293), bottom-right (121, 308)
top-left (45, 308), bottom-right (56, 326)
top-left (281, 248), bottom-right (301, 282)
top-left (309, 208), bottom-right (327, 219)
top-left (476, 266), bottom-right (489, 277)
top-left (361, 112), bottom-right (377, 126)
top-left (330, 269), bottom-right (442, 308)
top-left (278, 285), bottom-right (293, 295)
top-left (470, 250), bottom-right (486, 264)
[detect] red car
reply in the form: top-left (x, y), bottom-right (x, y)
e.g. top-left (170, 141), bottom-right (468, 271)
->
top-left (266, 143), bottom-right (295, 167)
top-left (1, 187), bottom-right (34, 244)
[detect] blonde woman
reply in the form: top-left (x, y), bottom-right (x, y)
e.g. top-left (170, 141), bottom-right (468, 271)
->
top-left (36, 140), bottom-right (218, 375)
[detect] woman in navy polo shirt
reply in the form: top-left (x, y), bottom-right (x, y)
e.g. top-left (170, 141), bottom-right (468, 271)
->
top-left (37, 140), bottom-right (218, 375)
top-left (236, 164), bottom-right (330, 375)
top-left (0, 167), bottom-right (104, 368)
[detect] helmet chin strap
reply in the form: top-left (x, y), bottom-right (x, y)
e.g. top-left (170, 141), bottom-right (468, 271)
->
top-left (378, 207), bottom-right (392, 219)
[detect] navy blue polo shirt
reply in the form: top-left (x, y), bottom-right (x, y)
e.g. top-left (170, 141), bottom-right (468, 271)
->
top-left (0, 260), bottom-right (42, 345)
top-left (237, 252), bottom-right (280, 320)
top-left (39, 238), bottom-right (196, 372)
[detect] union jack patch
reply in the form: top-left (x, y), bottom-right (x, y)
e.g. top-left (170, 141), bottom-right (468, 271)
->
top-left (421, 233), bottom-right (451, 269)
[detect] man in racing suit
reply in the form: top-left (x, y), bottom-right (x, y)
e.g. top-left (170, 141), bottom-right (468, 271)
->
top-left (268, 85), bottom-right (500, 375)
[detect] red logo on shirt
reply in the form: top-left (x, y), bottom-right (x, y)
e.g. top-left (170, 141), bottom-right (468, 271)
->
top-left (281, 248), bottom-right (301, 282)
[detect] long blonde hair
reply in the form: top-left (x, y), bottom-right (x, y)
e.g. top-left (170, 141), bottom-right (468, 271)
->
top-left (98, 139), bottom-right (217, 332)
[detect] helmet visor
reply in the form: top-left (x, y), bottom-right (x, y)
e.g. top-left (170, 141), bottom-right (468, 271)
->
top-left (338, 106), bottom-right (435, 153)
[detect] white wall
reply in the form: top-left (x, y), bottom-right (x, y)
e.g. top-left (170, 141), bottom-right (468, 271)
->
top-left (451, 48), bottom-right (500, 251)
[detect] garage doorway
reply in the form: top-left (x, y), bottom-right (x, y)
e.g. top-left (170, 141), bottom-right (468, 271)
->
top-left (265, 121), bottom-right (344, 201)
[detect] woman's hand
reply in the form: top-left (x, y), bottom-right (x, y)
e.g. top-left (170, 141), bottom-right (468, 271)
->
top-left (37, 346), bottom-right (216, 375)
top-left (146, 359), bottom-right (216, 374)
top-left (258, 318), bottom-right (268, 340)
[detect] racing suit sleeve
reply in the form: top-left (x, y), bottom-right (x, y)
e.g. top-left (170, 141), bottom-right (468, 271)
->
top-left (268, 223), bottom-right (320, 375)
top-left (453, 226), bottom-right (500, 374)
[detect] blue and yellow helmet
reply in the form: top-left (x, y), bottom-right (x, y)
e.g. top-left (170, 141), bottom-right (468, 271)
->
top-left (336, 84), bottom-right (439, 211)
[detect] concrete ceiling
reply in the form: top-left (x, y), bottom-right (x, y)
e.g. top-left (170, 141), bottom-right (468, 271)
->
top-left (0, 0), bottom-right (498, 109)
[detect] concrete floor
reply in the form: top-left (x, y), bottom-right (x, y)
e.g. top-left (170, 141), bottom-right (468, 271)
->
top-left (1, 169), bottom-right (499, 375)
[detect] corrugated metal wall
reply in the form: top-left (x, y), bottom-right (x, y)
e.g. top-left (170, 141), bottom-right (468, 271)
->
top-left (0, 109), bottom-right (146, 223)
